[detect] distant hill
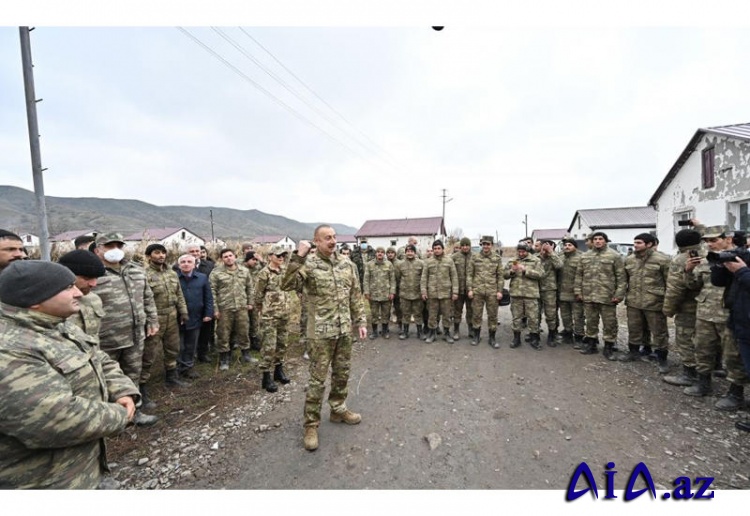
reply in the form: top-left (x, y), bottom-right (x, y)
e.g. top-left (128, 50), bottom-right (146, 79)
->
top-left (0, 185), bottom-right (358, 242)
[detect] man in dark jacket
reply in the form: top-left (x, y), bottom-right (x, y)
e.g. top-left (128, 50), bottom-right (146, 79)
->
top-left (176, 254), bottom-right (214, 378)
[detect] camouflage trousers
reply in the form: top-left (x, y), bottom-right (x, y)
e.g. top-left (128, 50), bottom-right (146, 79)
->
top-left (723, 328), bottom-right (750, 385)
top-left (248, 309), bottom-right (259, 341)
top-left (215, 308), bottom-right (250, 353)
top-left (304, 334), bottom-right (353, 428)
top-left (400, 297), bottom-right (423, 325)
top-left (427, 298), bottom-right (453, 329)
top-left (559, 299), bottom-right (585, 336)
top-left (511, 297), bottom-right (540, 332)
top-left (298, 293), bottom-right (308, 345)
top-left (471, 292), bottom-right (498, 331)
top-left (259, 316), bottom-right (289, 372)
top-left (672, 311), bottom-right (696, 368)
top-left (539, 290), bottom-right (559, 332)
top-left (369, 299), bottom-right (392, 325)
top-left (626, 307), bottom-right (668, 351)
top-left (392, 295), bottom-right (402, 324)
top-left (691, 319), bottom-right (725, 375)
top-left (141, 311), bottom-right (181, 383)
top-left (583, 302), bottom-right (618, 342)
top-left (104, 338), bottom-right (145, 387)
top-left (453, 294), bottom-right (473, 328)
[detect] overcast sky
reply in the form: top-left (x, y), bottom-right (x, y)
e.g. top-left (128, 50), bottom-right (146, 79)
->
top-left (3, 5), bottom-right (750, 244)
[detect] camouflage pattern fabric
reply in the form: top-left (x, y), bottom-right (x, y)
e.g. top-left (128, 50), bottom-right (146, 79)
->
top-left (662, 247), bottom-right (701, 367)
top-left (140, 310), bottom-right (181, 381)
top-left (559, 298), bottom-right (585, 337)
top-left (255, 265), bottom-right (291, 372)
top-left (539, 289), bottom-right (559, 332)
top-left (510, 297), bottom-right (540, 332)
top-left (452, 250), bottom-right (472, 295)
top-left (400, 298), bottom-right (423, 324)
top-left (420, 255), bottom-right (459, 300)
top-left (692, 319), bottom-right (729, 375)
top-left (626, 306), bottom-right (668, 350)
top-left (395, 257), bottom-right (424, 301)
top-left (503, 254), bottom-right (542, 298)
top-left (259, 317), bottom-right (289, 372)
top-left (246, 262), bottom-right (264, 341)
top-left (364, 259), bottom-right (396, 301)
top-left (583, 302), bottom-right (618, 342)
top-left (471, 292), bottom-right (498, 331)
top-left (69, 292), bottom-right (105, 341)
top-left (624, 248), bottom-right (670, 311)
top-left (558, 249), bottom-right (582, 302)
top-left (427, 298), bottom-right (453, 330)
top-left (369, 300), bottom-right (392, 325)
top-left (538, 252), bottom-right (563, 292)
top-left (210, 264), bottom-right (254, 312)
top-left (304, 334), bottom-right (354, 428)
top-left (724, 328), bottom-right (750, 385)
top-left (215, 309), bottom-right (250, 353)
top-left (0, 304), bottom-right (138, 489)
top-left (468, 250), bottom-right (503, 331)
top-left (574, 247), bottom-right (626, 304)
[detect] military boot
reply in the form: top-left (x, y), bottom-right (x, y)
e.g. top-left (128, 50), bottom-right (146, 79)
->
top-left (304, 427), bottom-right (319, 451)
top-left (617, 344), bottom-right (640, 362)
top-left (572, 334), bottom-right (585, 350)
top-left (602, 341), bottom-right (616, 361)
top-left (399, 324), bottom-right (409, 340)
top-left (330, 409), bottom-right (362, 425)
top-left (580, 337), bottom-right (599, 355)
top-left (560, 330), bottom-right (573, 344)
top-left (425, 329), bottom-right (436, 343)
top-left (436, 327), bottom-right (443, 335)
top-left (369, 324), bottom-right (378, 340)
top-left (684, 373), bottom-right (712, 397)
top-left (525, 333), bottom-right (532, 343)
top-left (529, 333), bottom-right (542, 350)
top-left (250, 335), bottom-right (262, 351)
top-left (444, 327), bottom-right (454, 344)
top-left (241, 348), bottom-right (258, 363)
top-left (165, 368), bottom-right (188, 388)
top-left (489, 330), bottom-right (499, 349)
top-left (274, 363), bottom-right (291, 384)
top-left (139, 383), bottom-right (156, 411)
top-left (452, 323), bottom-right (460, 341)
top-left (547, 330), bottom-right (558, 348)
top-left (736, 420), bottom-right (750, 432)
top-left (639, 345), bottom-right (654, 362)
top-left (134, 410), bottom-right (158, 427)
top-left (219, 351), bottom-right (230, 371)
top-left (382, 323), bottom-right (390, 339)
top-left (471, 327), bottom-right (480, 346)
top-left (655, 349), bottom-right (670, 374)
top-left (663, 365), bottom-right (697, 386)
top-left (714, 383), bottom-right (745, 411)
top-left (262, 371), bottom-right (278, 393)
top-left (416, 324), bottom-right (424, 340)
top-left (510, 331), bottom-right (522, 349)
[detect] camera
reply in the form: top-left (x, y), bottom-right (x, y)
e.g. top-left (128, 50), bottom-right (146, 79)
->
top-left (706, 248), bottom-right (750, 265)
top-left (677, 220), bottom-right (693, 227)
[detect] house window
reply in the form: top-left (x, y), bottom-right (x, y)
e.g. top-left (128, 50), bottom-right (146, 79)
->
top-left (674, 210), bottom-right (693, 234)
top-left (702, 147), bottom-right (715, 189)
top-left (391, 240), bottom-right (397, 246)
top-left (181, 231), bottom-right (186, 240)
top-left (740, 202), bottom-right (749, 232)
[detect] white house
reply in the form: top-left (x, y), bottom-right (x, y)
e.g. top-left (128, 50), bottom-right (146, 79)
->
top-left (250, 235), bottom-right (296, 251)
top-left (567, 207), bottom-right (656, 246)
top-left (50, 229), bottom-right (97, 247)
top-left (18, 232), bottom-right (40, 248)
top-left (355, 217), bottom-right (445, 252)
top-left (122, 227), bottom-right (205, 250)
top-left (649, 123), bottom-right (750, 251)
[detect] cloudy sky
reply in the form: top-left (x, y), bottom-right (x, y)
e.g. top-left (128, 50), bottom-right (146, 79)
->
top-left (3, 3), bottom-right (750, 244)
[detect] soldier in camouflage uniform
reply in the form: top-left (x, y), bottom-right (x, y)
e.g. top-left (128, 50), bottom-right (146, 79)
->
top-left (537, 240), bottom-right (563, 346)
top-left (386, 247), bottom-right (402, 328)
top-left (210, 248), bottom-right (256, 371)
top-left (683, 226), bottom-right (749, 409)
top-left (364, 246), bottom-right (396, 339)
top-left (350, 238), bottom-right (375, 289)
top-left (574, 231), bottom-right (626, 356)
top-left (0, 229), bottom-right (25, 273)
top-left (58, 250), bottom-right (107, 340)
top-left (421, 240), bottom-right (459, 343)
top-left (0, 260), bottom-right (138, 488)
top-left (451, 237), bottom-right (474, 340)
top-left (93, 232), bottom-right (159, 426)
top-left (281, 225), bottom-right (367, 452)
top-left (141, 244), bottom-right (189, 390)
top-left (397, 236), bottom-right (423, 260)
top-left (558, 237), bottom-right (585, 346)
top-left (467, 235), bottom-right (503, 348)
top-left (395, 244), bottom-right (424, 339)
top-left (662, 228), bottom-right (703, 386)
top-left (245, 251), bottom-right (264, 351)
top-left (619, 233), bottom-right (671, 369)
top-left (504, 243), bottom-right (543, 349)
top-left (255, 245), bottom-right (292, 393)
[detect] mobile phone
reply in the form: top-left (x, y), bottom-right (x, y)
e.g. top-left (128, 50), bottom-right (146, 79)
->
top-left (688, 250), bottom-right (699, 258)
top-left (678, 220), bottom-right (692, 227)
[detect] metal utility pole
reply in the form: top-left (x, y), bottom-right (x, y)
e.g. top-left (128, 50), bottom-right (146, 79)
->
top-left (209, 209), bottom-right (215, 242)
top-left (441, 189), bottom-right (453, 238)
top-left (522, 214), bottom-right (528, 238)
top-left (20, 26), bottom-right (51, 261)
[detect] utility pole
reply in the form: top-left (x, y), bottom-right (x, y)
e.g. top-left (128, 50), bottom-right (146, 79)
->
top-left (522, 214), bottom-right (528, 238)
top-left (20, 26), bottom-right (51, 261)
top-left (441, 188), bottom-right (453, 239)
top-left (209, 209), bottom-right (215, 242)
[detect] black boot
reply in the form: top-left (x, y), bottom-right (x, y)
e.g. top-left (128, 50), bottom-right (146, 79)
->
top-left (241, 348), bottom-right (258, 363)
top-left (444, 327), bottom-right (454, 344)
top-left (603, 341), bottom-right (616, 361)
top-left (715, 383), bottom-right (745, 411)
top-left (369, 324), bottom-right (378, 340)
top-left (547, 330), bottom-right (558, 348)
top-left (618, 344), bottom-right (640, 362)
top-left (663, 365), bottom-right (697, 386)
top-left (684, 372), bottom-right (712, 397)
top-left (250, 335), bottom-right (262, 351)
top-left (452, 323), bottom-right (460, 341)
top-left (471, 327), bottom-right (480, 346)
top-left (382, 323), bottom-right (390, 339)
top-left (139, 383), bottom-right (156, 410)
top-left (510, 331), bottom-right (521, 348)
top-left (489, 330), bottom-right (498, 349)
top-left (219, 351), bottom-right (230, 371)
top-left (165, 368), bottom-right (188, 388)
top-left (399, 324), bottom-right (409, 340)
top-left (655, 349), bottom-right (670, 374)
top-left (425, 328), bottom-right (436, 343)
top-left (274, 363), bottom-right (291, 384)
top-left (416, 324), bottom-right (424, 340)
top-left (529, 333), bottom-right (542, 350)
top-left (572, 334), bottom-right (584, 350)
top-left (436, 327), bottom-right (443, 335)
top-left (560, 330), bottom-right (573, 344)
top-left (639, 345), bottom-right (654, 362)
top-left (262, 371), bottom-right (278, 393)
top-left (525, 333), bottom-right (532, 343)
top-left (580, 337), bottom-right (599, 355)
top-left (736, 420), bottom-right (750, 432)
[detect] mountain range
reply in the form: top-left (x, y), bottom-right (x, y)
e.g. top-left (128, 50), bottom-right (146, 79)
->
top-left (0, 185), bottom-right (358, 242)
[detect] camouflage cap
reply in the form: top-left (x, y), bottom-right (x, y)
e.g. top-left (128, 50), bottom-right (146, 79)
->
top-left (375, 246), bottom-right (386, 253)
top-left (386, 246), bottom-right (396, 253)
top-left (480, 235), bottom-right (494, 244)
top-left (702, 225), bottom-right (732, 239)
top-left (269, 245), bottom-right (288, 256)
top-left (95, 232), bottom-right (125, 246)
top-left (460, 237), bottom-right (472, 246)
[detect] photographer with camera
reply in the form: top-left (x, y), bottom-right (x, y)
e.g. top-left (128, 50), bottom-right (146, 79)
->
top-left (710, 230), bottom-right (750, 431)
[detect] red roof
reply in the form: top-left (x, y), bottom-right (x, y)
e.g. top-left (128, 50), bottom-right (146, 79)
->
top-left (356, 217), bottom-right (445, 238)
top-left (50, 229), bottom-right (96, 242)
top-left (337, 234), bottom-right (357, 243)
top-left (531, 228), bottom-right (568, 240)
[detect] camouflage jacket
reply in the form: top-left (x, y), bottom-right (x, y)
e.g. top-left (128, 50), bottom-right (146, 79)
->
top-left (452, 251), bottom-right (473, 295)
top-left (350, 247), bottom-right (375, 283)
top-left (96, 261), bottom-right (158, 352)
top-left (281, 251), bottom-right (366, 339)
top-left (538, 252), bottom-right (563, 292)
top-left (420, 255), bottom-right (459, 299)
top-left (624, 247), bottom-right (671, 311)
top-left (146, 262), bottom-right (188, 318)
top-left (503, 254), bottom-right (542, 298)
top-left (210, 264), bottom-right (255, 312)
top-left (574, 247), bottom-right (626, 305)
top-left (467, 251), bottom-right (503, 295)
top-left (395, 257), bottom-right (425, 300)
top-left (558, 250), bottom-right (582, 302)
top-left (685, 261), bottom-right (729, 323)
top-left (364, 259), bottom-right (396, 301)
top-left (254, 265), bottom-right (290, 320)
top-left (246, 262), bottom-right (264, 287)
top-left (662, 245), bottom-right (702, 317)
top-left (69, 292), bottom-right (105, 341)
top-left (0, 305), bottom-right (138, 489)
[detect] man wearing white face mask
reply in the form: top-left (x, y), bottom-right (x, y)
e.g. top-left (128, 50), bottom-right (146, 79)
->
top-left (93, 233), bottom-right (160, 426)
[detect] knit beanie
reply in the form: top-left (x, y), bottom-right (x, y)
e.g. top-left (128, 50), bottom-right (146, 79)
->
top-left (634, 233), bottom-right (656, 245)
top-left (675, 229), bottom-right (701, 248)
top-left (58, 250), bottom-right (106, 278)
top-left (459, 237), bottom-right (471, 246)
top-left (432, 239), bottom-right (444, 249)
top-left (0, 260), bottom-right (76, 308)
top-left (145, 243), bottom-right (167, 255)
